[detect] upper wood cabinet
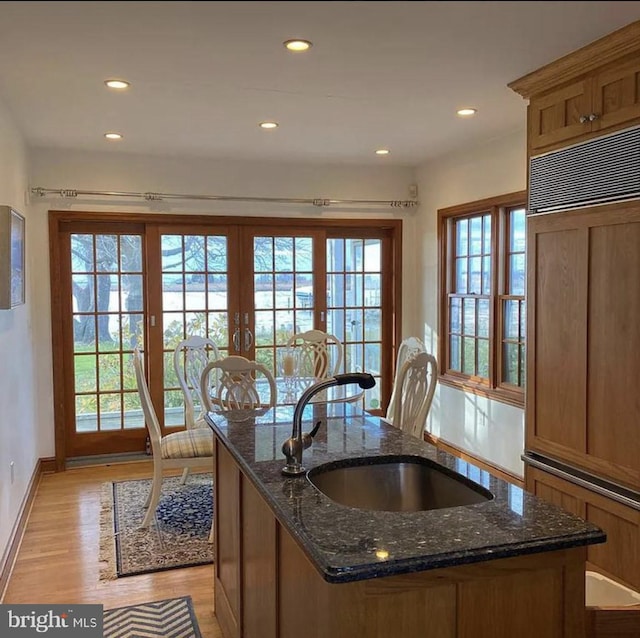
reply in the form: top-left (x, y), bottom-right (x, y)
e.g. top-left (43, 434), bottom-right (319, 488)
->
top-left (510, 21), bottom-right (640, 154)
top-left (527, 56), bottom-right (640, 152)
top-left (527, 78), bottom-right (592, 150)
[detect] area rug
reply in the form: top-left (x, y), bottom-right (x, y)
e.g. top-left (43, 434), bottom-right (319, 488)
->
top-left (100, 473), bottom-right (214, 580)
top-left (104, 595), bottom-right (202, 637)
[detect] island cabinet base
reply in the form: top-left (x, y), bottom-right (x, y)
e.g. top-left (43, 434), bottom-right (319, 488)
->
top-left (214, 439), bottom-right (589, 638)
top-left (279, 532), bottom-right (586, 638)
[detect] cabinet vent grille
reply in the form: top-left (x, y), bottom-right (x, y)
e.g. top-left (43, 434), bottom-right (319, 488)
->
top-left (529, 125), bottom-right (640, 214)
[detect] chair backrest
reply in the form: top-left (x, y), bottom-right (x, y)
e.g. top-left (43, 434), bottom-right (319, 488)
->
top-left (173, 335), bottom-right (221, 428)
top-left (286, 329), bottom-right (343, 379)
top-left (386, 336), bottom-right (426, 420)
top-left (390, 351), bottom-right (438, 440)
top-left (132, 347), bottom-right (163, 455)
top-left (200, 355), bottom-right (277, 412)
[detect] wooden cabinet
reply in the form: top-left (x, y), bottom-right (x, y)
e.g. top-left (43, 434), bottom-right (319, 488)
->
top-left (526, 202), bottom-right (640, 490)
top-left (214, 438), bottom-right (278, 638)
top-left (528, 77), bottom-right (592, 150)
top-left (278, 531), bottom-right (586, 638)
top-left (526, 464), bottom-right (640, 593)
top-left (510, 18), bottom-right (640, 599)
top-left (527, 55), bottom-right (640, 152)
top-left (510, 21), bottom-right (640, 154)
top-left (214, 440), bottom-right (242, 638)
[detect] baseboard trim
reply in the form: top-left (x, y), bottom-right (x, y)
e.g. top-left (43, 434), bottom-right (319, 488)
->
top-left (40, 457), bottom-right (57, 474)
top-left (0, 457), bottom-right (49, 601)
top-left (424, 432), bottom-right (524, 488)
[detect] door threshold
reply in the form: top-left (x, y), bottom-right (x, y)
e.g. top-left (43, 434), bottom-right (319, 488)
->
top-left (66, 452), bottom-right (152, 468)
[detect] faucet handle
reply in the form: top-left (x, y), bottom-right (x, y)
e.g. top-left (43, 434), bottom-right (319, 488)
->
top-left (309, 420), bottom-right (322, 438)
top-left (301, 421), bottom-right (322, 450)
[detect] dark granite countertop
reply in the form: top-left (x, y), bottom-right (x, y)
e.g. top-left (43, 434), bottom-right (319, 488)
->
top-left (206, 403), bottom-right (605, 583)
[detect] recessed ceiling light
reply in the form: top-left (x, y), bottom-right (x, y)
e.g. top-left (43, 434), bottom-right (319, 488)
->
top-left (259, 121), bottom-right (279, 129)
top-left (457, 108), bottom-right (477, 117)
top-left (375, 149), bottom-right (390, 155)
top-left (104, 132), bottom-right (123, 140)
top-left (283, 39), bottom-right (312, 52)
top-left (104, 79), bottom-right (130, 90)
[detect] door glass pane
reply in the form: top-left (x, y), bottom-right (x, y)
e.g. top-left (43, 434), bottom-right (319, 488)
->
top-left (123, 390), bottom-right (143, 429)
top-left (95, 235), bottom-right (118, 272)
top-left (364, 308), bottom-right (381, 341)
top-left (76, 395), bottom-right (97, 432)
top-left (70, 232), bottom-right (144, 436)
top-left (121, 235), bottom-right (142, 272)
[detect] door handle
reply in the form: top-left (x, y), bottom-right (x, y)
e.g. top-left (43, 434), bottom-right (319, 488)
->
top-left (232, 312), bottom-right (241, 352)
top-left (244, 328), bottom-right (254, 351)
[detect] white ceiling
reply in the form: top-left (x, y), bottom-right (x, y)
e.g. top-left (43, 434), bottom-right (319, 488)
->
top-left (1, 1), bottom-right (640, 167)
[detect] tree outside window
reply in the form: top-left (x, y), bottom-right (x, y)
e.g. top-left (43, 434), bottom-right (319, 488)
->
top-left (438, 191), bottom-right (526, 407)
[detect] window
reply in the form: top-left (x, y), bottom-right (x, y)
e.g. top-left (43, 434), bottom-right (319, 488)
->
top-left (438, 191), bottom-right (526, 407)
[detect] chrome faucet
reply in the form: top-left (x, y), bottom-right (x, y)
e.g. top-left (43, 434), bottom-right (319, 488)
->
top-left (281, 373), bottom-right (376, 476)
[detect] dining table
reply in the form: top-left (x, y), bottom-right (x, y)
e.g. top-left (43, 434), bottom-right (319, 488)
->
top-left (274, 375), bottom-right (365, 405)
top-left (205, 374), bottom-right (365, 424)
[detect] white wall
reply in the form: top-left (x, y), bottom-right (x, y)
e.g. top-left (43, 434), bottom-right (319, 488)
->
top-left (31, 148), bottom-right (416, 216)
top-left (411, 128), bottom-right (527, 477)
top-left (0, 99), bottom-right (38, 571)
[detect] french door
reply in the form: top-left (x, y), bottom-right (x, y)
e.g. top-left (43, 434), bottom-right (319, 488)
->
top-left (51, 213), bottom-right (399, 462)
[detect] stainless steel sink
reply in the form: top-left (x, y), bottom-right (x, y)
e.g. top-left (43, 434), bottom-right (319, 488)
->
top-left (307, 455), bottom-right (493, 512)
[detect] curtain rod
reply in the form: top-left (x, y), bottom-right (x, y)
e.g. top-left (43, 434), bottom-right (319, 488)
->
top-left (30, 186), bottom-right (418, 209)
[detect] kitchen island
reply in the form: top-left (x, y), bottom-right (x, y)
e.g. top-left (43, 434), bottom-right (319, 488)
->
top-left (206, 402), bottom-right (605, 638)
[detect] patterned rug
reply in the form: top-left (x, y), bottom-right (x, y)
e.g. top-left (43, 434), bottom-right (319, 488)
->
top-left (100, 473), bottom-right (214, 579)
top-left (104, 596), bottom-right (202, 637)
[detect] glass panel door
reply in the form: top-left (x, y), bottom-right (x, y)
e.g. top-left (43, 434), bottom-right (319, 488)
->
top-left (55, 217), bottom-right (396, 460)
top-left (64, 225), bottom-right (147, 457)
top-left (156, 228), bottom-right (237, 428)
top-left (327, 236), bottom-right (383, 411)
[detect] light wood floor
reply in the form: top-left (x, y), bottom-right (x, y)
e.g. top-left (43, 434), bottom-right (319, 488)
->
top-left (3, 461), bottom-right (222, 637)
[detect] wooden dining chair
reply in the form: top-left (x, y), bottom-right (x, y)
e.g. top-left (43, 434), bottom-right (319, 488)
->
top-left (132, 348), bottom-right (214, 539)
top-left (200, 355), bottom-right (278, 414)
top-left (385, 336), bottom-right (426, 423)
top-left (287, 329), bottom-right (343, 379)
top-left (172, 335), bottom-right (220, 484)
top-left (173, 335), bottom-right (221, 430)
top-left (387, 351), bottom-right (438, 440)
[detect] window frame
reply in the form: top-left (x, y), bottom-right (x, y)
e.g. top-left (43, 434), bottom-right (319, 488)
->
top-left (438, 191), bottom-right (527, 408)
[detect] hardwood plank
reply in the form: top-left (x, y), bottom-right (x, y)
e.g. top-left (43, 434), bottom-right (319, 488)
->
top-left (2, 461), bottom-right (220, 638)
